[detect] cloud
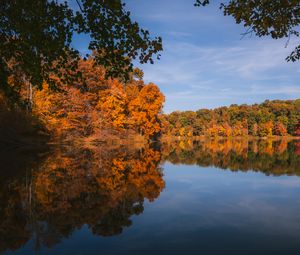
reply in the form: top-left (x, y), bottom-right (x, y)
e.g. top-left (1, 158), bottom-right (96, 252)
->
top-left (167, 31), bottom-right (192, 37)
top-left (125, 0), bottom-right (300, 112)
top-left (128, 0), bottom-right (219, 23)
top-left (137, 39), bottom-right (300, 112)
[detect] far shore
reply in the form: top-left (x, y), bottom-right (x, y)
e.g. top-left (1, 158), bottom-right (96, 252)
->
top-left (161, 135), bottom-right (300, 142)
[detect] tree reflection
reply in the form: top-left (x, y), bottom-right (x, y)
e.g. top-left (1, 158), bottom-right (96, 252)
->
top-left (0, 145), bottom-right (165, 253)
top-left (1, 139), bottom-right (300, 253)
top-left (162, 139), bottom-right (300, 176)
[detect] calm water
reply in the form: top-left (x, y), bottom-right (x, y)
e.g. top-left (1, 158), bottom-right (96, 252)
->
top-left (1, 139), bottom-right (300, 255)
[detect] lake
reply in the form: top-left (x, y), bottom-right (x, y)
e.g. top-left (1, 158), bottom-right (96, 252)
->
top-left (1, 139), bottom-right (300, 255)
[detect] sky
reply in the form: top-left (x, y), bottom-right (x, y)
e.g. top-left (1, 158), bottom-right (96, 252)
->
top-left (73, 0), bottom-right (300, 113)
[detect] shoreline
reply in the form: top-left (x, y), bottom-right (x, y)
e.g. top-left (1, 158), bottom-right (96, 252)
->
top-left (161, 135), bottom-right (300, 142)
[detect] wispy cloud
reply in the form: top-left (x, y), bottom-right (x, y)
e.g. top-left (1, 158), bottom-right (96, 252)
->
top-left (138, 39), bottom-right (300, 112)
top-left (124, 0), bottom-right (300, 112)
top-left (167, 31), bottom-right (192, 37)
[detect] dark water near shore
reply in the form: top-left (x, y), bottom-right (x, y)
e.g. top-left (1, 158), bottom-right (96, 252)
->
top-left (1, 139), bottom-right (300, 255)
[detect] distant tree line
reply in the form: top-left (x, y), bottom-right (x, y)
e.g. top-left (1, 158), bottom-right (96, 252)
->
top-left (161, 99), bottom-right (300, 137)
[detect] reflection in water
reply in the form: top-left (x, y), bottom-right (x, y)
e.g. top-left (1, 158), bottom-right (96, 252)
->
top-left (0, 139), bottom-right (300, 254)
top-left (0, 145), bottom-right (164, 253)
top-left (162, 139), bottom-right (300, 176)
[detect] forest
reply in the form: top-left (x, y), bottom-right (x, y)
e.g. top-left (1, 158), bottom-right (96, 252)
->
top-left (0, 57), bottom-right (165, 144)
top-left (2, 70), bottom-right (300, 143)
top-left (161, 99), bottom-right (300, 138)
top-left (1, 1), bottom-right (300, 144)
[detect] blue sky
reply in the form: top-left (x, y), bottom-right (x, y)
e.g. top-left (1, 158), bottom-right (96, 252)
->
top-left (73, 0), bottom-right (300, 113)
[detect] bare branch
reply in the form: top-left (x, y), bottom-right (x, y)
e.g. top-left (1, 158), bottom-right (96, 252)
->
top-left (240, 27), bottom-right (254, 40)
top-left (75, 0), bottom-right (84, 12)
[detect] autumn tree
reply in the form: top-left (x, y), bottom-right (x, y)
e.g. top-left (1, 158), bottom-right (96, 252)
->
top-left (258, 121), bottom-right (274, 137)
top-left (162, 99), bottom-right (299, 138)
top-left (33, 58), bottom-right (166, 141)
top-left (97, 79), bottom-right (128, 130)
top-left (295, 141), bottom-right (300, 155)
top-left (295, 122), bottom-right (300, 136)
top-left (128, 83), bottom-right (165, 138)
top-left (273, 122), bottom-right (288, 136)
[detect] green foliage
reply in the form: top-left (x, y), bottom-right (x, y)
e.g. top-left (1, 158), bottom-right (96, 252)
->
top-left (0, 0), bottom-right (162, 96)
top-left (1, 0), bottom-right (78, 92)
top-left (195, 0), bottom-right (300, 61)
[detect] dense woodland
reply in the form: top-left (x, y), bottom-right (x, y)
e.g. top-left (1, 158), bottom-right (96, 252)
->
top-left (2, 72), bottom-right (300, 142)
top-left (0, 57), bottom-right (165, 143)
top-left (161, 99), bottom-right (300, 138)
top-left (1, 1), bottom-right (300, 143)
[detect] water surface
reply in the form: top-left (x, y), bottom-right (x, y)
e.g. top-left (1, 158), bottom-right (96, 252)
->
top-left (1, 139), bottom-right (300, 255)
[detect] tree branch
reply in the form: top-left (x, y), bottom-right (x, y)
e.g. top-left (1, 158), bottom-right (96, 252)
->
top-left (75, 0), bottom-right (84, 12)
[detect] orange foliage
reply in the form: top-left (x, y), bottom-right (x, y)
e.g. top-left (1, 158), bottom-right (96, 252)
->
top-left (273, 122), bottom-right (287, 136)
top-left (32, 58), bottom-right (165, 140)
top-left (97, 79), bottom-right (127, 130)
top-left (128, 83), bottom-right (165, 137)
top-left (296, 141), bottom-right (300, 155)
top-left (295, 123), bottom-right (300, 136)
